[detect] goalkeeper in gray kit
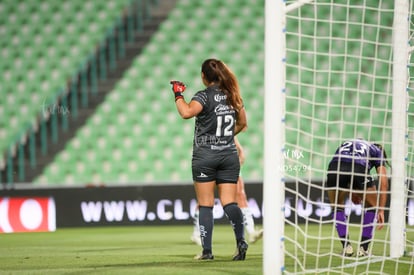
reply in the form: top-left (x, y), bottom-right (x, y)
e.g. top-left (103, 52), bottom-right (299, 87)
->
top-left (170, 58), bottom-right (248, 261)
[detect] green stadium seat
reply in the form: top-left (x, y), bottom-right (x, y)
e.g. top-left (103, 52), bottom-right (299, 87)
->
top-left (0, 0), bottom-right (132, 159)
top-left (33, 0), bottom-right (395, 185)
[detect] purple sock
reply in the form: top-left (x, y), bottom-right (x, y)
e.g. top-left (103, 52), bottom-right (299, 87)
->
top-left (334, 210), bottom-right (348, 246)
top-left (361, 210), bottom-right (376, 249)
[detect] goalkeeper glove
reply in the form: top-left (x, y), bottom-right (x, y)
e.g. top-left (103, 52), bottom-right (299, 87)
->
top-left (170, 80), bottom-right (186, 101)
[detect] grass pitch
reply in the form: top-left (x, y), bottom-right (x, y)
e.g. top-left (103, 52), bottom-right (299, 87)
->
top-left (1, 224), bottom-right (413, 274)
top-left (283, 224), bottom-right (414, 275)
top-left (0, 225), bottom-right (262, 275)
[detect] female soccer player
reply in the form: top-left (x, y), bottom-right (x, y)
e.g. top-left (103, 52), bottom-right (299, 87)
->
top-left (326, 139), bottom-right (390, 257)
top-left (171, 58), bottom-right (248, 261)
top-left (190, 136), bottom-right (263, 246)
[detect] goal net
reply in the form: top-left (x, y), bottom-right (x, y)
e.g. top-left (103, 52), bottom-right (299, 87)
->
top-left (264, 0), bottom-right (414, 274)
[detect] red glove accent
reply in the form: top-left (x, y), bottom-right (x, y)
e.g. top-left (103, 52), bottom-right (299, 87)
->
top-left (170, 80), bottom-right (186, 101)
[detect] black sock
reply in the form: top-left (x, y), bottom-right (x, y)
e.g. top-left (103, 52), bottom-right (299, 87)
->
top-left (340, 235), bottom-right (350, 248)
top-left (361, 237), bottom-right (370, 251)
top-left (199, 206), bottom-right (213, 254)
top-left (223, 202), bottom-right (244, 244)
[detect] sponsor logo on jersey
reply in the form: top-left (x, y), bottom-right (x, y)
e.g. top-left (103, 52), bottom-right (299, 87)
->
top-left (214, 94), bottom-right (227, 102)
top-left (214, 104), bottom-right (232, 115)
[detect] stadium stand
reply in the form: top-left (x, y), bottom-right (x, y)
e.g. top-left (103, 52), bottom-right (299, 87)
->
top-left (0, 0), bottom-right (160, 184)
top-left (36, 0), bottom-right (393, 185)
top-left (0, 0), bottom-right (130, 152)
top-left (32, 0), bottom-right (265, 185)
top-left (1, 0), bottom-right (393, 186)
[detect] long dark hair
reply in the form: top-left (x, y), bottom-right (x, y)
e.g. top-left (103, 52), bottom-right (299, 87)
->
top-left (373, 143), bottom-right (392, 168)
top-left (201, 58), bottom-right (243, 112)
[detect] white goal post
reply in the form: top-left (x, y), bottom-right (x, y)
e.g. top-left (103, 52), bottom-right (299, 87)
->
top-left (263, 0), bottom-right (286, 273)
top-left (263, 0), bottom-right (413, 274)
top-left (390, 0), bottom-right (409, 258)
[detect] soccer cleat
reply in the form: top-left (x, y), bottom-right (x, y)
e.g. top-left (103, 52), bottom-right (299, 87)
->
top-left (190, 233), bottom-right (202, 246)
top-left (233, 240), bottom-right (249, 261)
top-left (357, 246), bottom-right (370, 257)
top-left (248, 229), bottom-right (263, 244)
top-left (194, 253), bottom-right (214, 260)
top-left (342, 244), bottom-right (354, 257)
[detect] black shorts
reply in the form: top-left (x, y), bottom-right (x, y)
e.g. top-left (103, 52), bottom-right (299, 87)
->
top-left (192, 148), bottom-right (240, 184)
top-left (326, 161), bottom-right (375, 190)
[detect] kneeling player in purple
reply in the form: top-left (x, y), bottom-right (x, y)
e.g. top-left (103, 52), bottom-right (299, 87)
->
top-left (326, 139), bottom-right (390, 257)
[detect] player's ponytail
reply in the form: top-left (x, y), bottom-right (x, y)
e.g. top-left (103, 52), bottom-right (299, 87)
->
top-left (374, 143), bottom-right (392, 168)
top-left (202, 59), bottom-right (243, 113)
